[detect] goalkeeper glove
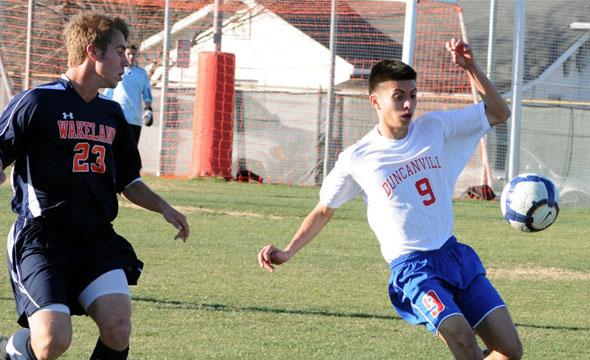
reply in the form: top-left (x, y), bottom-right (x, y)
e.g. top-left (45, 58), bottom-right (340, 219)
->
top-left (143, 107), bottom-right (153, 127)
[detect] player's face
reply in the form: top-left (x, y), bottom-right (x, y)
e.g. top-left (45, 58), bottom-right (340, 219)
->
top-left (95, 30), bottom-right (129, 88)
top-left (125, 48), bottom-right (137, 66)
top-left (370, 79), bottom-right (417, 138)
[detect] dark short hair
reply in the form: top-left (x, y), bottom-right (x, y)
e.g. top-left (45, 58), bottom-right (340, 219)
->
top-left (368, 60), bottom-right (417, 94)
top-left (126, 44), bottom-right (138, 51)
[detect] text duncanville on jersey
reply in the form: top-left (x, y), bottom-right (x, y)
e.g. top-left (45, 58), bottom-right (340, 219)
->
top-left (382, 154), bottom-right (442, 197)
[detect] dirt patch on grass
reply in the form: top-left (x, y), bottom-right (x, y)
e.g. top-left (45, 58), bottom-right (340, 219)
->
top-left (120, 202), bottom-right (285, 220)
top-left (487, 265), bottom-right (590, 281)
top-left (176, 205), bottom-right (285, 220)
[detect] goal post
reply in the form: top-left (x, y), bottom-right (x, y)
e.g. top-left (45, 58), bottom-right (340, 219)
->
top-left (191, 51), bottom-right (235, 179)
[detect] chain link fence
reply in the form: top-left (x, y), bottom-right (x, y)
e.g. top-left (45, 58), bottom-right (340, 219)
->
top-left (0, 0), bottom-right (588, 206)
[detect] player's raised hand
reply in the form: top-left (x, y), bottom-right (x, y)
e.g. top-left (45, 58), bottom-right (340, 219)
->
top-left (258, 244), bottom-right (291, 272)
top-left (445, 38), bottom-right (474, 70)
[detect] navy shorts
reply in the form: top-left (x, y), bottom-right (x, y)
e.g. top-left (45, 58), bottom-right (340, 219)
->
top-left (388, 236), bottom-right (506, 334)
top-left (6, 216), bottom-right (143, 327)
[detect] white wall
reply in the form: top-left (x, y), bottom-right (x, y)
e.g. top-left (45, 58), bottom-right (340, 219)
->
top-left (165, 8), bottom-right (355, 90)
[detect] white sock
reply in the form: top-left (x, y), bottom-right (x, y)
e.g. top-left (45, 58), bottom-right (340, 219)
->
top-left (6, 329), bottom-right (35, 360)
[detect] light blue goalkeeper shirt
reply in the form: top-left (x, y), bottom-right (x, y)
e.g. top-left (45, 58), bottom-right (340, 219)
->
top-left (103, 65), bottom-right (152, 126)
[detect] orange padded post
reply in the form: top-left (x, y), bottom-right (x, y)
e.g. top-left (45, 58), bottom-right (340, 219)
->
top-left (192, 51), bottom-right (235, 179)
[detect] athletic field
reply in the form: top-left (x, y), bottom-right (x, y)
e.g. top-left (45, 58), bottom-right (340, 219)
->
top-left (0, 176), bottom-right (588, 359)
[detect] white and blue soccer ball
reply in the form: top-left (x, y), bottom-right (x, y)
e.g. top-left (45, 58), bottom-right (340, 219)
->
top-left (500, 173), bottom-right (560, 232)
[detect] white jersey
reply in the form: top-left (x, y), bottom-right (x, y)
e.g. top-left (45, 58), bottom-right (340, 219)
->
top-left (319, 103), bottom-right (490, 263)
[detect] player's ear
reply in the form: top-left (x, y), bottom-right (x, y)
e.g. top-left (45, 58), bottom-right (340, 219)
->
top-left (86, 44), bottom-right (102, 61)
top-left (369, 93), bottom-right (381, 110)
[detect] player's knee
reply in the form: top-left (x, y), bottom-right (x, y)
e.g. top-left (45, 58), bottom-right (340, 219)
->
top-left (509, 345), bottom-right (524, 360)
top-left (445, 329), bottom-right (479, 353)
top-left (498, 339), bottom-right (523, 360)
top-left (31, 332), bottom-right (71, 360)
top-left (438, 317), bottom-right (481, 358)
top-left (99, 318), bottom-right (131, 351)
top-left (484, 337), bottom-right (523, 360)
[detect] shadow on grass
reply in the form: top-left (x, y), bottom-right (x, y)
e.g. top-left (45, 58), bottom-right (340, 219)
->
top-left (134, 296), bottom-right (397, 321)
top-left (133, 296), bottom-right (590, 332)
top-left (3, 296), bottom-right (588, 332)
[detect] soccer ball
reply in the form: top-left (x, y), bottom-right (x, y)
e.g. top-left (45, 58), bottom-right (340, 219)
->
top-left (500, 174), bottom-right (560, 232)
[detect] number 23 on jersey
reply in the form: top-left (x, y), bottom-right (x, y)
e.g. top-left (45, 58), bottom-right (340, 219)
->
top-left (72, 142), bottom-right (106, 173)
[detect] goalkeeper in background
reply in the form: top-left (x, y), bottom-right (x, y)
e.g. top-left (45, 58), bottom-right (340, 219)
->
top-left (103, 44), bottom-right (153, 144)
top-left (258, 38), bottom-right (523, 360)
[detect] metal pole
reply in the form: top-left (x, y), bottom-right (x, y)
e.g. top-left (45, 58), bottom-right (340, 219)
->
top-left (157, 0), bottom-right (171, 176)
top-left (213, 0), bottom-right (223, 52)
top-left (322, 0), bottom-right (337, 179)
top-left (508, 0), bottom-right (526, 180)
top-left (0, 54), bottom-right (12, 102)
top-left (458, 9), bottom-right (493, 187)
top-left (24, 0), bottom-right (33, 90)
top-left (402, 0), bottom-right (418, 66)
top-left (486, 0), bottom-right (497, 79)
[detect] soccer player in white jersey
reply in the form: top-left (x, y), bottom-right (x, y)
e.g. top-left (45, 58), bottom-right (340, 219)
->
top-left (258, 38), bottom-right (523, 360)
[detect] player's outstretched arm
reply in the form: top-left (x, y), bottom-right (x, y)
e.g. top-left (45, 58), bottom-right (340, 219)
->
top-left (122, 180), bottom-right (189, 241)
top-left (445, 38), bottom-right (510, 127)
top-left (258, 203), bottom-right (336, 272)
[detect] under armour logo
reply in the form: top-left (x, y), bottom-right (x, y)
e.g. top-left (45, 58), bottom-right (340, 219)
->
top-left (62, 112), bottom-right (74, 119)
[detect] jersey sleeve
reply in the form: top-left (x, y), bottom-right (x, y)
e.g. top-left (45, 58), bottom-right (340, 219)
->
top-left (0, 90), bottom-right (37, 167)
top-left (319, 148), bottom-right (362, 208)
top-left (438, 102), bottom-right (491, 183)
top-left (142, 71), bottom-right (153, 104)
top-left (112, 106), bottom-right (142, 192)
top-left (440, 102), bottom-right (490, 141)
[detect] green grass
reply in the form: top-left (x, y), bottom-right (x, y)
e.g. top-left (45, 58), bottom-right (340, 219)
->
top-left (0, 177), bottom-right (588, 359)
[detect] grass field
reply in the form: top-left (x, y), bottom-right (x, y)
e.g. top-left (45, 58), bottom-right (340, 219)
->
top-left (0, 176), bottom-right (589, 359)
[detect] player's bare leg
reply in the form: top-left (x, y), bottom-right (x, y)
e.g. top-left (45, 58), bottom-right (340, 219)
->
top-left (475, 307), bottom-right (523, 360)
top-left (87, 293), bottom-right (132, 353)
top-left (437, 314), bottom-right (483, 360)
top-left (27, 310), bottom-right (72, 360)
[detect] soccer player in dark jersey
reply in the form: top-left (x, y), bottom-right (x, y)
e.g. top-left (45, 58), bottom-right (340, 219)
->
top-left (0, 13), bottom-right (189, 360)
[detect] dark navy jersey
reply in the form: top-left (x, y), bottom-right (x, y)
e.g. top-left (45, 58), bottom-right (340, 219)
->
top-left (0, 77), bottom-right (142, 229)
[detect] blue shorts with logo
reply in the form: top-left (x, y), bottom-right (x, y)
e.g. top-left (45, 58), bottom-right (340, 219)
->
top-left (388, 236), bottom-right (505, 334)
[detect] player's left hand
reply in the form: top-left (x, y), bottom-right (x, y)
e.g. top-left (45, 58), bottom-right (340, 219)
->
top-left (162, 206), bottom-right (189, 241)
top-left (143, 109), bottom-right (153, 127)
top-left (445, 38), bottom-right (474, 70)
top-left (258, 244), bottom-right (292, 272)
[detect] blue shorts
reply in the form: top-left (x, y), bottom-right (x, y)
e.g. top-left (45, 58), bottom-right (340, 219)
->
top-left (6, 217), bottom-right (143, 327)
top-left (388, 236), bottom-right (505, 334)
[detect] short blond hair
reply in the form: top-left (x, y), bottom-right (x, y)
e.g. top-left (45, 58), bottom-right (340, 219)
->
top-left (63, 13), bottom-right (129, 67)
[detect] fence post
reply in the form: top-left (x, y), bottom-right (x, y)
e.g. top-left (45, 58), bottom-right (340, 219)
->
top-left (213, 0), bottom-right (223, 52)
top-left (323, 0), bottom-right (337, 180)
top-left (24, 0), bottom-right (34, 90)
top-left (402, 0), bottom-right (417, 66)
top-left (486, 0), bottom-right (497, 80)
top-left (157, 0), bottom-right (171, 176)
